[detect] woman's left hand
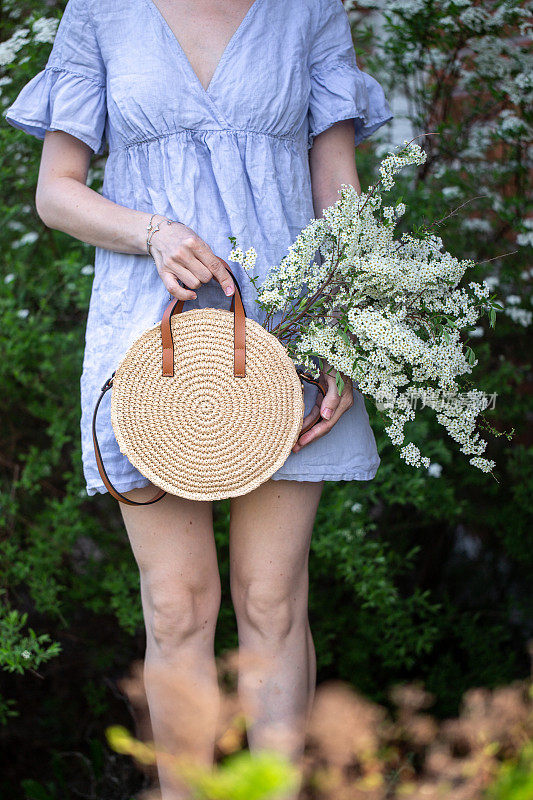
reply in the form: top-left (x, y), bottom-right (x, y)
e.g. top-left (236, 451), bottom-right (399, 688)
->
top-left (292, 360), bottom-right (354, 453)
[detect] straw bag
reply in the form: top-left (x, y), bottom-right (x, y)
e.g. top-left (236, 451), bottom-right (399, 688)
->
top-left (91, 266), bottom-right (325, 506)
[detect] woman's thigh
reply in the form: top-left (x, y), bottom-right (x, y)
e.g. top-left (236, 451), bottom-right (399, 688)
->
top-left (118, 482), bottom-right (221, 644)
top-left (228, 479), bottom-right (324, 623)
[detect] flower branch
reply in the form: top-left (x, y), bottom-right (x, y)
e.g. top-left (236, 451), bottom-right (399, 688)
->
top-left (228, 139), bottom-right (503, 475)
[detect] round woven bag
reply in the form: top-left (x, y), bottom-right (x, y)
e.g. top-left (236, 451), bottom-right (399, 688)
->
top-left (92, 266), bottom-right (325, 506)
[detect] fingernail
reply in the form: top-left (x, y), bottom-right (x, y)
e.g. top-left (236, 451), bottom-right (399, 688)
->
top-left (191, 293), bottom-right (197, 299)
top-left (225, 285), bottom-right (234, 296)
top-left (322, 407), bottom-right (332, 419)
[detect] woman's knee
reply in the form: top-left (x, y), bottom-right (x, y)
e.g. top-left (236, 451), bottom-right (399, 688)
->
top-left (233, 579), bottom-right (307, 642)
top-left (143, 573), bottom-right (221, 654)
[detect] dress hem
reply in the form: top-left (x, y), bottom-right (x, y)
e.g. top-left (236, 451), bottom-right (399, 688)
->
top-left (85, 463), bottom-right (380, 497)
top-left (270, 466), bottom-right (379, 481)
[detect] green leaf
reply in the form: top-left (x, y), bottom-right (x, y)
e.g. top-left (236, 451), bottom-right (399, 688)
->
top-left (465, 346), bottom-right (476, 365)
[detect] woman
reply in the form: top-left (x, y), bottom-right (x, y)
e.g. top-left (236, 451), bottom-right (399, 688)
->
top-left (5, 0), bottom-right (393, 796)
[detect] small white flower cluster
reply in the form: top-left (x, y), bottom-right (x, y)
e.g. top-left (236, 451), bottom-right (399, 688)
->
top-left (236, 144), bottom-right (499, 475)
top-left (31, 17), bottom-right (59, 45)
top-left (516, 217), bottom-right (533, 248)
top-left (428, 462), bottom-right (442, 478)
top-left (378, 140), bottom-right (427, 190)
top-left (0, 27), bottom-right (30, 67)
top-left (0, 18), bottom-right (58, 67)
top-left (400, 442), bottom-right (430, 469)
top-left (228, 245), bottom-right (257, 274)
top-left (504, 305), bottom-right (532, 327)
top-left (256, 219), bottom-right (328, 312)
top-left (12, 231), bottom-right (38, 248)
top-left (469, 456), bottom-right (496, 472)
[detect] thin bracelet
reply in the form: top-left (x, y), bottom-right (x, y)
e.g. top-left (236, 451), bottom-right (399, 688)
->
top-left (146, 212), bottom-right (170, 238)
top-left (146, 214), bottom-right (173, 258)
top-left (146, 213), bottom-right (185, 301)
top-left (146, 213), bottom-right (172, 254)
top-left (146, 212), bottom-right (159, 233)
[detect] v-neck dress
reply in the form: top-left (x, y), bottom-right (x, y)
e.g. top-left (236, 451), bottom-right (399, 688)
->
top-left (4, 0), bottom-right (393, 496)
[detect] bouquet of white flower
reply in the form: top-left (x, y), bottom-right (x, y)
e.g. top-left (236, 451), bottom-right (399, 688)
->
top-left (229, 140), bottom-right (502, 475)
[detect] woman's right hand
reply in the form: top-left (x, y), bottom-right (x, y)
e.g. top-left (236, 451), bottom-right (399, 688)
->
top-left (148, 217), bottom-right (235, 301)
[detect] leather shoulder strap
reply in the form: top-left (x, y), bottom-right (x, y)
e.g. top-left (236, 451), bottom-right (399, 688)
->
top-left (91, 375), bottom-right (167, 506)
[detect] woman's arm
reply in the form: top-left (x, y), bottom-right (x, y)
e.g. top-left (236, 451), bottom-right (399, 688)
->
top-left (308, 118), bottom-right (361, 217)
top-left (35, 130), bottom-right (236, 300)
top-left (36, 130), bottom-right (150, 253)
top-left (292, 119), bottom-right (358, 453)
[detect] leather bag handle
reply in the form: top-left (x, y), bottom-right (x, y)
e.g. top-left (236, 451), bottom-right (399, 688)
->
top-left (161, 261), bottom-right (246, 377)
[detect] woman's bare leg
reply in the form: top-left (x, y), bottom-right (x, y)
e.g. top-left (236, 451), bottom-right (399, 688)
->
top-left (229, 478), bottom-right (324, 772)
top-left (119, 482), bottom-right (221, 800)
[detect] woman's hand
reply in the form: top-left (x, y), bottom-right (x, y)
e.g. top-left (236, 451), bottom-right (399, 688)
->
top-left (149, 217), bottom-right (235, 301)
top-left (292, 360), bottom-right (354, 453)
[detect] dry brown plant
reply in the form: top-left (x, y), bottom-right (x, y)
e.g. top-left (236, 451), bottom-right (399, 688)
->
top-left (110, 642), bottom-right (533, 800)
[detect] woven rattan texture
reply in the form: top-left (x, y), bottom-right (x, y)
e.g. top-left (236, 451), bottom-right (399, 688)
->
top-left (110, 308), bottom-right (305, 500)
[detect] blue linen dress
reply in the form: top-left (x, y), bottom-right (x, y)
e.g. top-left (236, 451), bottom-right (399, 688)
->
top-left (4, 0), bottom-right (393, 496)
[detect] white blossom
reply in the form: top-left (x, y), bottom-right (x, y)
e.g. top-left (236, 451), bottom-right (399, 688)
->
top-left (0, 27), bottom-right (30, 66)
top-left (428, 462), bottom-right (443, 477)
top-left (504, 306), bottom-right (532, 326)
top-left (31, 17), bottom-right (59, 45)
top-left (442, 186), bottom-right (461, 199)
top-left (235, 144), bottom-right (500, 475)
top-left (230, 245), bottom-right (257, 274)
top-left (517, 231), bottom-right (533, 247)
top-left (469, 457), bottom-right (496, 472)
top-left (462, 217), bottom-right (493, 234)
top-left (12, 231), bottom-right (38, 248)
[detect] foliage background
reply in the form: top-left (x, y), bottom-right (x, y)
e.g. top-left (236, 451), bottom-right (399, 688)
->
top-left (0, 0), bottom-right (531, 797)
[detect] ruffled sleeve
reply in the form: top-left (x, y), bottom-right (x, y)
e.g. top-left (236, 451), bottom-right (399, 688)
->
top-left (3, 0), bottom-right (107, 156)
top-left (307, 0), bottom-right (393, 149)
